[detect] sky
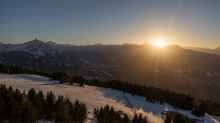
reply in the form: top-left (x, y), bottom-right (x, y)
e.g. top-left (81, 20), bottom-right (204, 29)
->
top-left (0, 0), bottom-right (220, 48)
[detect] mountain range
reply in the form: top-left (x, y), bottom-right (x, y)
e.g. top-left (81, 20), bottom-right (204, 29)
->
top-left (182, 46), bottom-right (220, 56)
top-left (1, 39), bottom-right (220, 102)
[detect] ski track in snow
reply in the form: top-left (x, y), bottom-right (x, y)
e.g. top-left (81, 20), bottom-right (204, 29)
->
top-left (0, 73), bottom-right (220, 123)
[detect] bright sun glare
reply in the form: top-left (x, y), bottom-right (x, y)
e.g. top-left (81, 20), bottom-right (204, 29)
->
top-left (155, 40), bottom-right (164, 47)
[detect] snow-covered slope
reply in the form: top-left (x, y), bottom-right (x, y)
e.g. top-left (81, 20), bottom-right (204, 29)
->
top-left (0, 73), bottom-right (220, 123)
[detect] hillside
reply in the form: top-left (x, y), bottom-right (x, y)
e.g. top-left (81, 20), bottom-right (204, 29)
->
top-left (0, 73), bottom-right (220, 123)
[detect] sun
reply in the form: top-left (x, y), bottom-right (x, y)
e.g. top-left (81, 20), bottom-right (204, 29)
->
top-left (155, 40), bottom-right (164, 47)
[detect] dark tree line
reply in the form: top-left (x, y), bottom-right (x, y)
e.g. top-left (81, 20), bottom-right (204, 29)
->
top-left (0, 64), bottom-right (67, 81)
top-left (164, 113), bottom-right (196, 123)
top-left (0, 84), bottom-right (87, 123)
top-left (94, 105), bottom-right (148, 123)
top-left (1, 64), bottom-right (220, 117)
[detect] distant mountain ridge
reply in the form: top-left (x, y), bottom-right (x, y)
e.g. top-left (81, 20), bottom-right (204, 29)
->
top-left (215, 46), bottom-right (220, 51)
top-left (0, 39), bottom-right (122, 55)
top-left (182, 46), bottom-right (220, 56)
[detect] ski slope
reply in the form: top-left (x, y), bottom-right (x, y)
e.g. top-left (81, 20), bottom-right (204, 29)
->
top-left (0, 73), bottom-right (220, 123)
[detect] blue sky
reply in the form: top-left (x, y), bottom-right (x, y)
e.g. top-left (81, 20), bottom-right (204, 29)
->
top-left (0, 0), bottom-right (220, 48)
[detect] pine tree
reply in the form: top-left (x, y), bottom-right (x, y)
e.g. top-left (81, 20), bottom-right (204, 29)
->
top-left (143, 115), bottom-right (148, 123)
top-left (115, 111), bottom-right (121, 122)
top-left (173, 114), bottom-right (186, 123)
top-left (20, 99), bottom-right (38, 123)
top-left (72, 99), bottom-right (80, 121)
top-left (45, 91), bottom-right (56, 119)
top-left (37, 90), bottom-right (46, 119)
top-left (22, 90), bottom-right (27, 99)
top-left (164, 112), bottom-right (172, 123)
top-left (132, 114), bottom-right (138, 123)
top-left (99, 107), bottom-right (106, 121)
top-left (79, 78), bottom-right (85, 87)
top-left (104, 104), bottom-right (110, 114)
top-left (123, 114), bottom-right (130, 123)
top-left (78, 102), bottom-right (87, 123)
top-left (71, 99), bottom-right (87, 123)
top-left (69, 79), bottom-right (74, 85)
top-left (0, 100), bottom-right (8, 122)
top-left (109, 106), bottom-right (116, 119)
top-left (59, 76), bottom-right (66, 84)
top-left (8, 86), bottom-right (14, 94)
top-left (13, 88), bottom-right (23, 102)
top-left (191, 104), bottom-right (205, 117)
top-left (138, 113), bottom-right (143, 123)
top-left (93, 108), bottom-right (98, 119)
top-left (0, 85), bottom-right (13, 104)
top-left (55, 99), bottom-right (72, 122)
top-left (8, 99), bottom-right (20, 122)
top-left (109, 113), bottom-right (116, 123)
top-left (28, 88), bottom-right (37, 106)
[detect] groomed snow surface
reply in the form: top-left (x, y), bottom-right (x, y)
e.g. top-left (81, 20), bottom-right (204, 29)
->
top-left (0, 73), bottom-right (220, 123)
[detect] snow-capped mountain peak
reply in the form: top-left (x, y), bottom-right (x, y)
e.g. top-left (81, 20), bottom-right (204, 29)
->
top-left (24, 38), bottom-right (50, 48)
